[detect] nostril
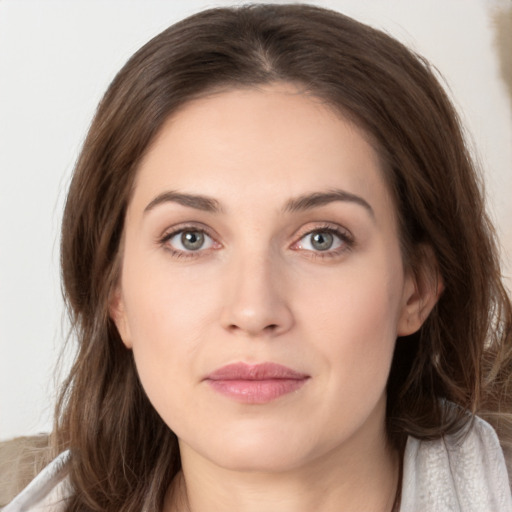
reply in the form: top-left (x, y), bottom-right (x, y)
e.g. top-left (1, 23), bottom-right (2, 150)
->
top-left (226, 323), bottom-right (280, 334)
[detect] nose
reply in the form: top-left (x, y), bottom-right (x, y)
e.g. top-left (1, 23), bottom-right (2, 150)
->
top-left (220, 252), bottom-right (294, 337)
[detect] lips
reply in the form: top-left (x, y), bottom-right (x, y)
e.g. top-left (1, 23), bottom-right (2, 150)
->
top-left (204, 362), bottom-right (309, 404)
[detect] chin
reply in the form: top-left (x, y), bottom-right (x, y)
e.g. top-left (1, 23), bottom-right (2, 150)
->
top-left (181, 427), bottom-right (312, 473)
top-left (213, 444), bottom-right (307, 473)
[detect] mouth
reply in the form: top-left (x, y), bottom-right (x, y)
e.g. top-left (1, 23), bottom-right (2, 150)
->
top-left (204, 362), bottom-right (310, 404)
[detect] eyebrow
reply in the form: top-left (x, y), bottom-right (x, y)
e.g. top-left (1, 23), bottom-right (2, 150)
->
top-left (143, 188), bottom-right (374, 219)
top-left (144, 191), bottom-right (223, 214)
top-left (283, 189), bottom-right (375, 219)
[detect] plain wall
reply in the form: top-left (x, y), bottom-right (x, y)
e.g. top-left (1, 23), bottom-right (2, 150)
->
top-left (1, 0), bottom-right (511, 441)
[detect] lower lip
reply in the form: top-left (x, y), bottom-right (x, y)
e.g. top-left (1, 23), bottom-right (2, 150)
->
top-left (206, 378), bottom-right (307, 404)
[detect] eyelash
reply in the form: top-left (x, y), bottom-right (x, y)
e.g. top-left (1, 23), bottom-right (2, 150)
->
top-left (158, 224), bottom-right (218, 260)
top-left (158, 223), bottom-right (354, 260)
top-left (292, 224), bottom-right (355, 260)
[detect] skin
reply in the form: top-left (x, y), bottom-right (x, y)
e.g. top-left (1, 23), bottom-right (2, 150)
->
top-left (111, 83), bottom-right (439, 512)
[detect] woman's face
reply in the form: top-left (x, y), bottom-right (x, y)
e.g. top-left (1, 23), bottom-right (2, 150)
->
top-left (112, 83), bottom-right (426, 472)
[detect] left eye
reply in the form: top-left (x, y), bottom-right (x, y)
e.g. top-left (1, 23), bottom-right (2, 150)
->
top-left (297, 230), bottom-right (344, 252)
top-left (165, 230), bottom-right (215, 252)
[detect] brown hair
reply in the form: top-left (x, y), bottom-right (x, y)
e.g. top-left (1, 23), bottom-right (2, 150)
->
top-left (56, 4), bottom-right (512, 511)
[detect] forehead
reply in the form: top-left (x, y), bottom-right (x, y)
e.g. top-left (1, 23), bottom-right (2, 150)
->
top-left (131, 83), bottom-right (394, 218)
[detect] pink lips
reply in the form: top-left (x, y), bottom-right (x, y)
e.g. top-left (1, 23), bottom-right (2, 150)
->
top-left (204, 362), bottom-right (309, 404)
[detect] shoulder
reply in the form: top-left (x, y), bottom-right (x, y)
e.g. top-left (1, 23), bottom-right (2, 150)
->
top-left (2, 451), bottom-right (72, 512)
top-left (400, 415), bottom-right (512, 511)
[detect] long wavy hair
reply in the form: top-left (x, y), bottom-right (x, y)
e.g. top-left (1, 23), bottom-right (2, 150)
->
top-left (56, 4), bottom-right (512, 511)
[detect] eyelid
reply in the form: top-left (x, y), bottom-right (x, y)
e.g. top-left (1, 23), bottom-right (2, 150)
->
top-left (290, 222), bottom-right (355, 255)
top-left (158, 222), bottom-right (222, 256)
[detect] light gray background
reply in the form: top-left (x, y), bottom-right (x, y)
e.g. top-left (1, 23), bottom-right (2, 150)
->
top-left (1, 0), bottom-right (511, 440)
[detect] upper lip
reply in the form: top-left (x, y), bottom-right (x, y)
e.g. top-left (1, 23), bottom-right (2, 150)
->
top-left (205, 362), bottom-right (309, 381)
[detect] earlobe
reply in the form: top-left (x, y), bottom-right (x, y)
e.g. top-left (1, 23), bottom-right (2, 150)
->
top-left (109, 287), bottom-right (132, 349)
top-left (397, 252), bottom-right (444, 337)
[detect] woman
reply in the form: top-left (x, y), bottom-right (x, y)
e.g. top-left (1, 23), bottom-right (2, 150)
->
top-left (5, 4), bottom-right (512, 511)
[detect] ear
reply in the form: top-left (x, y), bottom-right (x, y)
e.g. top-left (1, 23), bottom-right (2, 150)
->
top-left (109, 286), bottom-right (133, 349)
top-left (397, 246), bottom-right (444, 336)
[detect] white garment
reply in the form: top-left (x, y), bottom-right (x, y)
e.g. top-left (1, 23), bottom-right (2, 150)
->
top-left (2, 450), bottom-right (71, 512)
top-left (400, 416), bottom-right (512, 511)
top-left (3, 416), bottom-right (511, 511)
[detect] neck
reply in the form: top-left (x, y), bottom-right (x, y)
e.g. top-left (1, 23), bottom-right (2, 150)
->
top-left (164, 418), bottom-right (400, 512)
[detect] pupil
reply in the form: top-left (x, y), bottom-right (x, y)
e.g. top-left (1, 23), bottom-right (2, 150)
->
top-left (181, 231), bottom-right (204, 250)
top-left (311, 232), bottom-right (333, 251)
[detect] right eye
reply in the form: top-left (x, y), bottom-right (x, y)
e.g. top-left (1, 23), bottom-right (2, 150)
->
top-left (162, 229), bottom-right (216, 253)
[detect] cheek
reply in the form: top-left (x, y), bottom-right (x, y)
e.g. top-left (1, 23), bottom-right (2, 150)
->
top-left (294, 253), bottom-right (405, 388)
top-left (308, 287), bottom-right (399, 385)
top-left (119, 256), bottom-right (221, 410)
top-left (297, 252), bottom-right (404, 339)
top-left (122, 247), bottom-right (219, 342)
